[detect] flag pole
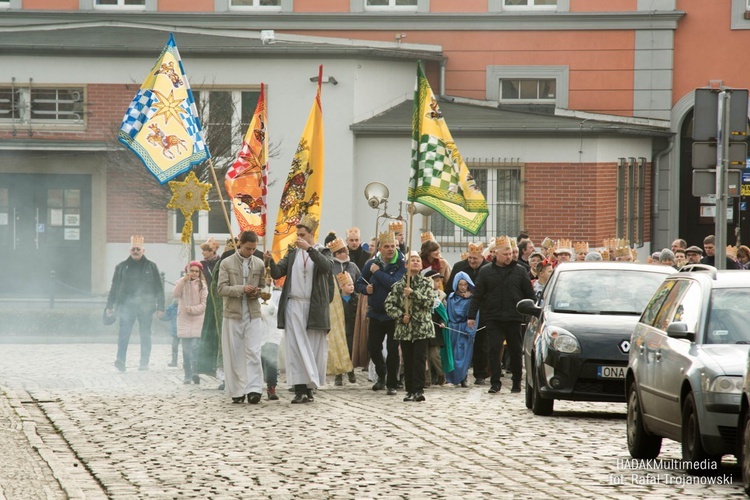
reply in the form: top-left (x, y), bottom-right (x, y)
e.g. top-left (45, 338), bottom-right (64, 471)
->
top-left (207, 158), bottom-right (236, 245)
top-left (405, 202), bottom-right (416, 315)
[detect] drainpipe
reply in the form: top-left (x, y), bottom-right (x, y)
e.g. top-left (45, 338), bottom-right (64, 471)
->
top-left (652, 137), bottom-right (674, 247)
top-left (440, 58), bottom-right (446, 98)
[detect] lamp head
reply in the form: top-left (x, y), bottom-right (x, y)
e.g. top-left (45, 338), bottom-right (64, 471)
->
top-left (364, 182), bottom-right (389, 209)
top-left (408, 202), bottom-right (435, 217)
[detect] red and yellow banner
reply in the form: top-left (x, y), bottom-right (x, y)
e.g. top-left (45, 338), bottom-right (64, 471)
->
top-left (226, 83), bottom-right (268, 236)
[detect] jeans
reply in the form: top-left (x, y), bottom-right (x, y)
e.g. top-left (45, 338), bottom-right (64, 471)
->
top-left (182, 337), bottom-right (199, 380)
top-left (262, 342), bottom-right (279, 387)
top-left (367, 318), bottom-right (399, 389)
top-left (486, 320), bottom-right (522, 387)
top-left (116, 303), bottom-right (154, 368)
top-left (401, 339), bottom-right (428, 394)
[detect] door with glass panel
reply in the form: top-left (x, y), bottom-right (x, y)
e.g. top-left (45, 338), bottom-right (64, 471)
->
top-left (0, 173), bottom-right (91, 297)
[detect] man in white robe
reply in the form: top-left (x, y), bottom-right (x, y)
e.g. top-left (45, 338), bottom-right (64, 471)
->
top-left (217, 230), bottom-right (265, 404)
top-left (266, 214), bottom-right (333, 404)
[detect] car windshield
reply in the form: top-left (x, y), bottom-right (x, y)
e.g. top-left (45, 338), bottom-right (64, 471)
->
top-left (704, 288), bottom-right (750, 345)
top-left (550, 269), bottom-right (667, 315)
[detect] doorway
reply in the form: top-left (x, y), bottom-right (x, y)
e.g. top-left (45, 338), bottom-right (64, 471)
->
top-left (0, 173), bottom-right (92, 297)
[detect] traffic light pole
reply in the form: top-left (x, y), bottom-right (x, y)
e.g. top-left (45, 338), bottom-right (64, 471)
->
top-left (715, 90), bottom-right (729, 270)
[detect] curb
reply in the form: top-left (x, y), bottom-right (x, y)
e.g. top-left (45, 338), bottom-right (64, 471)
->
top-left (2, 385), bottom-right (86, 499)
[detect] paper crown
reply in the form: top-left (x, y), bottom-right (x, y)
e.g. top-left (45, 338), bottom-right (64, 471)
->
top-left (297, 213), bottom-right (319, 233)
top-left (540, 237), bottom-right (555, 250)
top-left (556, 238), bottom-right (572, 250)
top-left (130, 235), bottom-right (145, 247)
top-left (486, 237), bottom-right (497, 251)
top-left (495, 235), bottom-right (512, 249)
top-left (224, 236), bottom-right (236, 252)
top-left (460, 251), bottom-right (469, 261)
top-left (388, 220), bottom-right (404, 233)
top-left (509, 237), bottom-right (518, 249)
top-left (336, 272), bottom-right (353, 288)
top-left (554, 246), bottom-right (573, 256)
top-left (614, 246), bottom-right (631, 258)
top-left (727, 245), bottom-right (738, 259)
top-left (574, 241), bottom-right (589, 254)
top-left (631, 248), bottom-right (638, 261)
top-left (377, 231), bottom-right (396, 246)
top-left (408, 250), bottom-right (420, 259)
top-left (346, 227), bottom-right (360, 238)
top-left (421, 231), bottom-right (435, 243)
top-left (600, 249), bottom-right (610, 261)
top-left (468, 242), bottom-right (484, 257)
top-left (327, 238), bottom-right (346, 254)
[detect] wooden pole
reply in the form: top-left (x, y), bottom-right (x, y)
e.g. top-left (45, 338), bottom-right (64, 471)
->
top-left (207, 158), bottom-right (235, 246)
top-left (405, 203), bottom-right (416, 315)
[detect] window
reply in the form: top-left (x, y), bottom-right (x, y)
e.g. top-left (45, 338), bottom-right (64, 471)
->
top-left (172, 88), bottom-right (261, 240)
top-left (503, 0), bottom-right (556, 9)
top-left (94, 0), bottom-right (145, 8)
top-left (0, 86), bottom-right (85, 125)
top-left (486, 66), bottom-right (568, 109)
top-left (365, 0), bottom-right (418, 10)
top-left (47, 189), bottom-right (81, 244)
top-left (431, 161), bottom-right (522, 246)
top-left (501, 79), bottom-right (556, 102)
top-left (0, 0), bottom-right (9, 9)
top-left (230, 0), bottom-right (282, 9)
top-left (616, 157), bottom-right (646, 247)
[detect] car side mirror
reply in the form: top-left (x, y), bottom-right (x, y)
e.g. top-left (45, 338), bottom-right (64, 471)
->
top-left (517, 298), bottom-right (541, 318)
top-left (666, 321), bottom-right (693, 340)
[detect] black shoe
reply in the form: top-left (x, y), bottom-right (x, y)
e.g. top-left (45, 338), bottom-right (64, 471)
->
top-left (414, 392), bottom-right (426, 402)
top-left (267, 386), bottom-right (279, 401)
top-left (192, 374), bottom-right (200, 385)
top-left (460, 380), bottom-right (468, 388)
top-left (403, 393), bottom-right (415, 402)
top-left (372, 380), bottom-right (385, 391)
top-left (348, 371), bottom-right (357, 384)
top-left (386, 387), bottom-right (397, 396)
top-left (114, 360), bottom-right (126, 372)
top-left (247, 393), bottom-right (261, 404)
top-left (511, 384), bottom-right (522, 393)
top-left (488, 383), bottom-right (502, 394)
top-left (232, 396), bottom-right (245, 404)
top-left (291, 394), bottom-right (309, 404)
top-left (334, 375), bottom-right (343, 386)
top-left (474, 378), bottom-right (485, 386)
top-left (306, 389), bottom-right (315, 402)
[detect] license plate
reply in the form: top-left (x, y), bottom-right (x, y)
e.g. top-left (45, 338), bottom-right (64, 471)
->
top-left (597, 366), bottom-right (625, 379)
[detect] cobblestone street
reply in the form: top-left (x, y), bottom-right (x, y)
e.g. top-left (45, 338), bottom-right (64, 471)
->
top-left (0, 341), bottom-right (745, 498)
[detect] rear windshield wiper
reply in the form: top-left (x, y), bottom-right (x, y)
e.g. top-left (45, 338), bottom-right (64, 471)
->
top-left (600, 311), bottom-right (640, 316)
top-left (552, 309), bottom-right (596, 314)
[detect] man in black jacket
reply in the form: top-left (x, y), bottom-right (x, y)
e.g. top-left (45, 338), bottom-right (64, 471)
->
top-left (106, 235), bottom-right (165, 372)
top-left (468, 236), bottom-right (534, 394)
top-left (355, 231), bottom-right (406, 395)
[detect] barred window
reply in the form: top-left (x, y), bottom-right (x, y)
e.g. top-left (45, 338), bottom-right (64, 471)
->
top-left (504, 0), bottom-right (557, 8)
top-left (616, 157), bottom-right (645, 246)
top-left (0, 86), bottom-right (85, 124)
top-left (431, 160), bottom-right (523, 248)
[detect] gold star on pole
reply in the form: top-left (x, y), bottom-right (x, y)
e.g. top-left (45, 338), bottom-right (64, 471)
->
top-left (167, 171), bottom-right (212, 244)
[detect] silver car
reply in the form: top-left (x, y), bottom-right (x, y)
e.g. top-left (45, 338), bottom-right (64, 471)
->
top-left (627, 266), bottom-right (750, 472)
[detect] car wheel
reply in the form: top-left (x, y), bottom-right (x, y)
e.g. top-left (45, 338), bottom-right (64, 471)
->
top-left (742, 410), bottom-right (750, 495)
top-left (626, 381), bottom-right (661, 459)
top-left (531, 366), bottom-right (554, 416)
top-left (681, 392), bottom-right (719, 474)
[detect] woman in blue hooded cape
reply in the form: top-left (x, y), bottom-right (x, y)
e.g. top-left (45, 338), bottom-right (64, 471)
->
top-left (444, 271), bottom-right (479, 386)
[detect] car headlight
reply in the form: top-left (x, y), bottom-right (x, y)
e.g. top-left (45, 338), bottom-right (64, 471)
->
top-left (544, 326), bottom-right (581, 354)
top-left (707, 376), bottom-right (743, 394)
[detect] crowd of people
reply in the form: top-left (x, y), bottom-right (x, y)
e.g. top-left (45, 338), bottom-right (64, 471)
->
top-left (106, 222), bottom-right (747, 405)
